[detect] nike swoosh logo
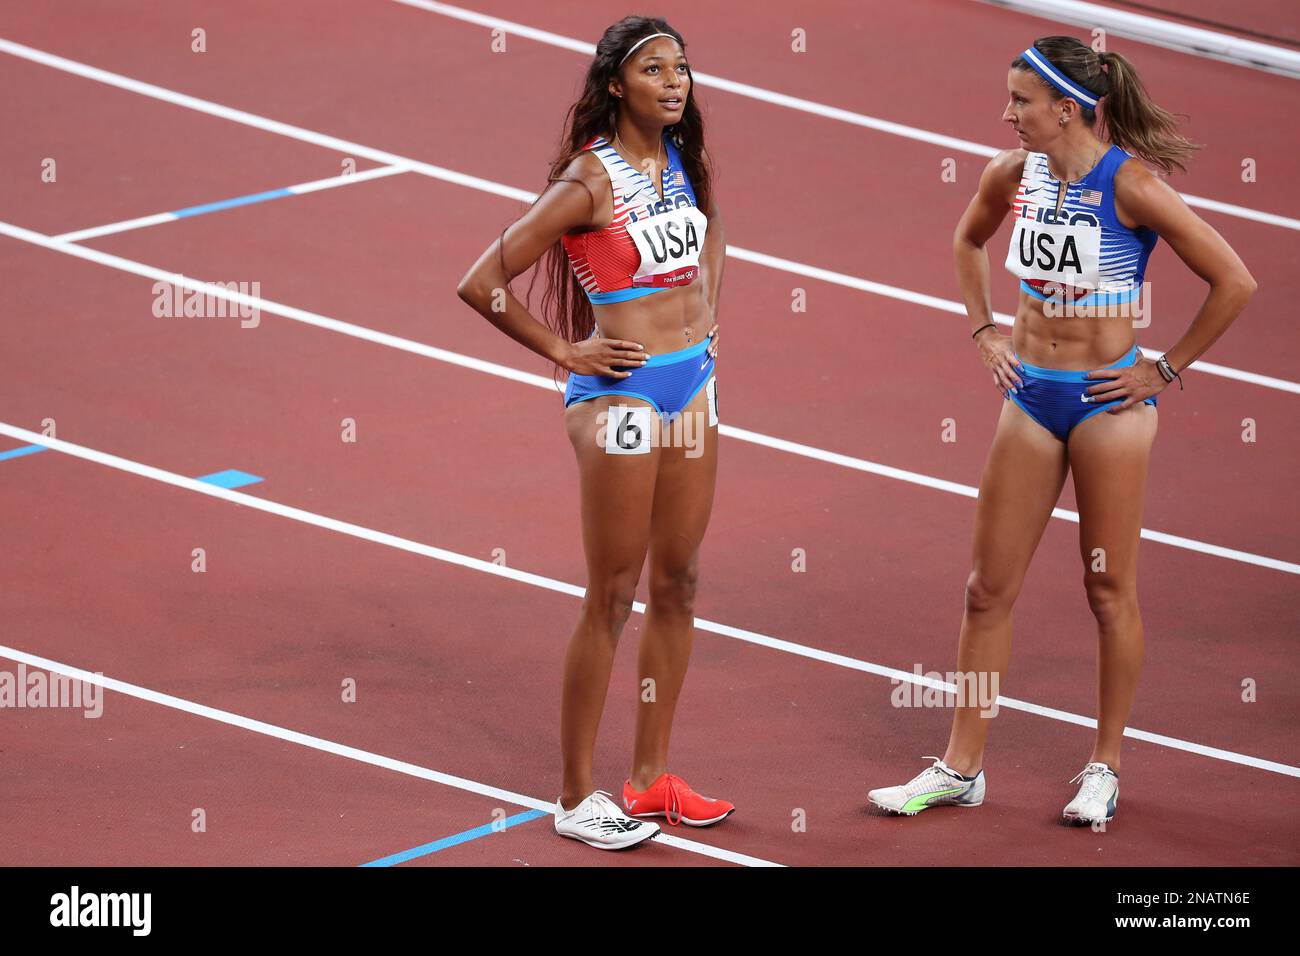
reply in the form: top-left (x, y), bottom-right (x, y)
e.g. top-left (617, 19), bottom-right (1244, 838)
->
top-left (1024, 187), bottom-right (1042, 194)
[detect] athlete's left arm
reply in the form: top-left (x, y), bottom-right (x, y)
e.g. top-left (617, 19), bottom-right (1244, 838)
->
top-left (698, 156), bottom-right (725, 358)
top-left (1104, 161), bottom-right (1257, 404)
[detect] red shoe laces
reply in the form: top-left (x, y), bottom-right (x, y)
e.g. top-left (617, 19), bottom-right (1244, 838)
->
top-left (662, 773), bottom-right (693, 826)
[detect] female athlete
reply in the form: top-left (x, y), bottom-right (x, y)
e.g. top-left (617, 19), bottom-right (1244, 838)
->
top-left (458, 16), bottom-right (733, 849)
top-left (869, 36), bottom-right (1256, 824)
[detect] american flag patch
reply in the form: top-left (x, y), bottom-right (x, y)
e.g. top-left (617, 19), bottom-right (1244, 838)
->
top-left (665, 169), bottom-right (685, 187)
top-left (1080, 188), bottom-right (1103, 207)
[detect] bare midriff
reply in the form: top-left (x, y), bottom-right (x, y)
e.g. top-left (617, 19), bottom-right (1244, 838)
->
top-left (591, 281), bottom-right (713, 356)
top-left (1012, 290), bottom-right (1145, 369)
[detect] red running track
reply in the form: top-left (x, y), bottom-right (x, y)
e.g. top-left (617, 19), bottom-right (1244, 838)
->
top-left (0, 0), bottom-right (1296, 866)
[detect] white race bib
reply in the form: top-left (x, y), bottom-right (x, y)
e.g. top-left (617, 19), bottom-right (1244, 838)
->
top-left (603, 405), bottom-right (654, 455)
top-left (1006, 216), bottom-right (1101, 293)
top-left (628, 204), bottom-right (708, 286)
top-left (706, 376), bottom-right (718, 427)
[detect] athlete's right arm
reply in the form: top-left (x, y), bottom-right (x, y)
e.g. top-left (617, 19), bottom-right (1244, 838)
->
top-left (953, 149), bottom-right (1025, 393)
top-left (456, 154), bottom-right (648, 377)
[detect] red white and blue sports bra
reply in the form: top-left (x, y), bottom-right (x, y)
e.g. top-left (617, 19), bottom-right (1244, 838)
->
top-left (1004, 145), bottom-right (1157, 307)
top-left (561, 132), bottom-right (708, 304)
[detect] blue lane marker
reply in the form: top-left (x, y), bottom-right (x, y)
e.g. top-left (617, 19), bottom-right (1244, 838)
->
top-left (171, 187), bottom-right (295, 219)
top-left (195, 469), bottom-right (263, 489)
top-left (360, 810), bottom-right (548, 867)
top-left (0, 444), bottom-right (49, 462)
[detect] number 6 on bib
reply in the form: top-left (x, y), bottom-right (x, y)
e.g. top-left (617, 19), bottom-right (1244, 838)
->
top-left (604, 405), bottom-right (654, 455)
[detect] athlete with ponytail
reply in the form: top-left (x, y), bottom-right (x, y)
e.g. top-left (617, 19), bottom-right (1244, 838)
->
top-left (458, 16), bottom-right (733, 849)
top-left (869, 37), bottom-right (1255, 824)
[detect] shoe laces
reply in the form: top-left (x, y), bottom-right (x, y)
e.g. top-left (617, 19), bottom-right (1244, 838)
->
top-left (905, 756), bottom-right (966, 796)
top-left (588, 790), bottom-right (632, 831)
top-left (1068, 763), bottom-right (1115, 802)
top-left (660, 773), bottom-right (697, 826)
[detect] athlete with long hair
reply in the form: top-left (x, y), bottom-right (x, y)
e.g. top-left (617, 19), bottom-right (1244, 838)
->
top-left (458, 16), bottom-right (733, 849)
top-left (869, 36), bottom-right (1256, 824)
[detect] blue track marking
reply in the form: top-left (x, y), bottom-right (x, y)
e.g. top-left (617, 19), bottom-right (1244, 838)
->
top-left (171, 188), bottom-right (295, 219)
top-left (195, 469), bottom-right (263, 489)
top-left (0, 444), bottom-right (49, 462)
top-left (360, 810), bottom-right (548, 867)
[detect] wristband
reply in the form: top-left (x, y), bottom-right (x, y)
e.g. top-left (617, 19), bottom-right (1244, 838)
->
top-left (971, 323), bottom-right (996, 339)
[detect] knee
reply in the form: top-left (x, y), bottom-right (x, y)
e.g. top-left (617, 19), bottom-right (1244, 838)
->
top-left (1083, 576), bottom-right (1139, 628)
top-left (964, 569), bottom-right (1015, 616)
top-left (649, 562), bottom-right (699, 617)
top-left (584, 573), bottom-right (640, 636)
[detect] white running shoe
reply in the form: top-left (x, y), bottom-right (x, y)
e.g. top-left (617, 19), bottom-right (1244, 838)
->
top-left (868, 756), bottom-right (986, 815)
top-left (554, 790), bottom-right (660, 850)
top-left (1062, 761), bottom-right (1119, 824)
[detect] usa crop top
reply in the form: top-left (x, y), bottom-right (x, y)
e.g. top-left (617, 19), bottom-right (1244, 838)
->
top-left (1004, 144), bottom-right (1158, 307)
top-left (561, 132), bottom-right (708, 304)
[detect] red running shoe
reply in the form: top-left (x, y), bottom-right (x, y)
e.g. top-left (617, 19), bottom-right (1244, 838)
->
top-left (623, 773), bottom-right (735, 827)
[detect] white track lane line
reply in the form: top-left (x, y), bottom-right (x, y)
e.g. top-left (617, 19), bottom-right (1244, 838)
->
top-left (0, 37), bottom-right (536, 204)
top-left (1, 37), bottom-right (1295, 394)
top-left (389, 0), bottom-right (1300, 231)
top-left (2, 221), bottom-right (1297, 576)
top-left (53, 164), bottom-right (413, 242)
top-left (0, 644), bottom-right (776, 866)
top-left (1, 420), bottom-right (1297, 779)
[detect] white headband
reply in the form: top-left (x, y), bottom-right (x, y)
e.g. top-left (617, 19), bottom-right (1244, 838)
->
top-left (618, 32), bottom-right (679, 67)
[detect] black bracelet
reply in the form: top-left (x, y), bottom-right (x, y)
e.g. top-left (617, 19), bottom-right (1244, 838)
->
top-left (1157, 354), bottom-right (1184, 391)
top-left (971, 323), bottom-right (996, 339)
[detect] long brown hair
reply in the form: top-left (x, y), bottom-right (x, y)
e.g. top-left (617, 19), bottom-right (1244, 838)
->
top-left (1012, 36), bottom-right (1199, 175)
top-left (503, 15), bottom-right (714, 373)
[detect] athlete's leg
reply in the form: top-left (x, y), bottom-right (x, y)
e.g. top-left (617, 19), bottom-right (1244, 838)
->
top-left (559, 397), bottom-right (661, 810)
top-left (1066, 402), bottom-right (1158, 773)
top-left (941, 399), bottom-right (1069, 774)
top-left (629, 382), bottom-right (718, 789)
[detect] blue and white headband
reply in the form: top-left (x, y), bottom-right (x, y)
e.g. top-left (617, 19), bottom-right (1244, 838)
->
top-left (619, 32), bottom-right (680, 67)
top-left (1021, 46), bottom-right (1100, 109)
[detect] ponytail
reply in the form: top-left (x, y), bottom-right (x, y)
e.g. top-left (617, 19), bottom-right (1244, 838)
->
top-left (1097, 50), bottom-right (1199, 175)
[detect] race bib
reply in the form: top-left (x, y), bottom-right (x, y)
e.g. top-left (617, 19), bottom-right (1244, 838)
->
top-left (603, 404), bottom-right (654, 455)
top-left (1006, 216), bottom-right (1101, 294)
top-left (628, 204), bottom-right (708, 287)
top-left (706, 376), bottom-right (718, 427)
